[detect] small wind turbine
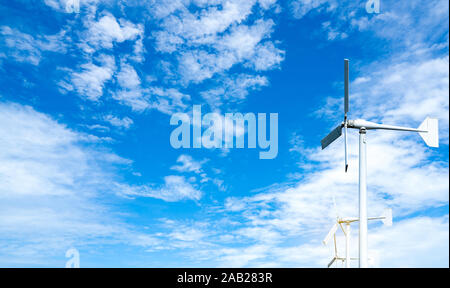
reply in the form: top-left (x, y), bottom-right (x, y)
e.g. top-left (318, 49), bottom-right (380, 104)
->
top-left (322, 197), bottom-right (351, 268)
top-left (323, 208), bottom-right (392, 268)
top-left (321, 59), bottom-right (439, 268)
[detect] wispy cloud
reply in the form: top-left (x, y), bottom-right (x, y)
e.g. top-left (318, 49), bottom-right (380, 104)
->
top-left (0, 102), bottom-right (156, 265)
top-left (80, 12), bottom-right (143, 53)
top-left (290, 0), bottom-right (337, 19)
top-left (116, 175), bottom-right (202, 202)
top-left (0, 26), bottom-right (68, 65)
top-left (60, 54), bottom-right (116, 101)
top-left (148, 0), bottom-right (284, 110)
top-left (171, 154), bottom-right (206, 174)
top-left (103, 114), bottom-right (134, 129)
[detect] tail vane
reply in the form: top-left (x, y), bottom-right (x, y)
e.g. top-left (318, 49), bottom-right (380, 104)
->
top-left (418, 117), bottom-right (439, 148)
top-left (381, 208), bottom-right (393, 227)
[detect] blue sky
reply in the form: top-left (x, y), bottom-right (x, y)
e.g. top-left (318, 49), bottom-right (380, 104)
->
top-left (0, 0), bottom-right (448, 267)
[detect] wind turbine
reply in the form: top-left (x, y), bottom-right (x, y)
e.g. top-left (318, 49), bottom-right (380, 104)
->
top-left (323, 208), bottom-right (392, 268)
top-left (321, 59), bottom-right (439, 268)
top-left (322, 196), bottom-right (351, 268)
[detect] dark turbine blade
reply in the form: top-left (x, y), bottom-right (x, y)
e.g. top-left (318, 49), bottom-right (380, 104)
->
top-left (321, 125), bottom-right (343, 150)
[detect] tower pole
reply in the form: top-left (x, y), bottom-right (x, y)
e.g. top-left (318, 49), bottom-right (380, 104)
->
top-left (359, 128), bottom-right (368, 268)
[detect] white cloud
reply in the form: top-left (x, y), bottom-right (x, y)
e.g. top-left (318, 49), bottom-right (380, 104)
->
top-left (369, 216), bottom-right (449, 268)
top-left (176, 19), bottom-right (279, 84)
top-left (224, 197), bottom-right (247, 212)
top-left (43, 0), bottom-right (283, 114)
top-left (177, 49), bottom-right (235, 84)
top-left (0, 26), bottom-right (67, 65)
top-left (110, 61), bottom-right (191, 113)
top-left (321, 21), bottom-right (348, 41)
top-left (171, 154), bottom-right (205, 174)
top-left (147, 0), bottom-right (192, 20)
top-left (290, 0), bottom-right (337, 19)
top-left (215, 245), bottom-right (272, 267)
top-left (44, 0), bottom-right (100, 12)
top-left (112, 89), bottom-right (150, 111)
top-left (81, 12), bottom-right (143, 53)
top-left (63, 54), bottom-right (116, 101)
top-left (116, 175), bottom-right (202, 202)
top-left (86, 124), bottom-right (110, 132)
top-left (350, 1), bottom-right (449, 49)
top-left (167, 223), bottom-right (208, 248)
top-left (290, 0), bottom-right (448, 47)
top-left (216, 19), bottom-right (275, 60)
top-left (54, 10), bottom-right (148, 107)
top-left (0, 102), bottom-right (158, 264)
top-left (111, 61), bottom-right (151, 111)
top-left (150, 0), bottom-right (285, 109)
top-left (103, 115), bottom-right (134, 129)
top-left (116, 61), bottom-right (141, 89)
top-left (170, 154), bottom-right (225, 190)
top-left (0, 103), bottom-right (85, 197)
top-left (153, 30), bottom-right (184, 53)
top-left (154, 0), bottom-right (255, 46)
top-left (258, 0), bottom-right (278, 10)
top-left (246, 41), bottom-right (285, 71)
top-left (201, 74), bottom-right (268, 109)
top-left (149, 87), bottom-right (191, 115)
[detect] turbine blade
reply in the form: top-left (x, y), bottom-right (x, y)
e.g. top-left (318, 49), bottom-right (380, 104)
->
top-left (344, 125), bottom-right (348, 172)
top-left (418, 117), bottom-right (439, 148)
top-left (344, 59), bottom-right (349, 115)
top-left (321, 125), bottom-right (342, 149)
top-left (323, 223), bottom-right (339, 245)
top-left (328, 257), bottom-right (337, 268)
